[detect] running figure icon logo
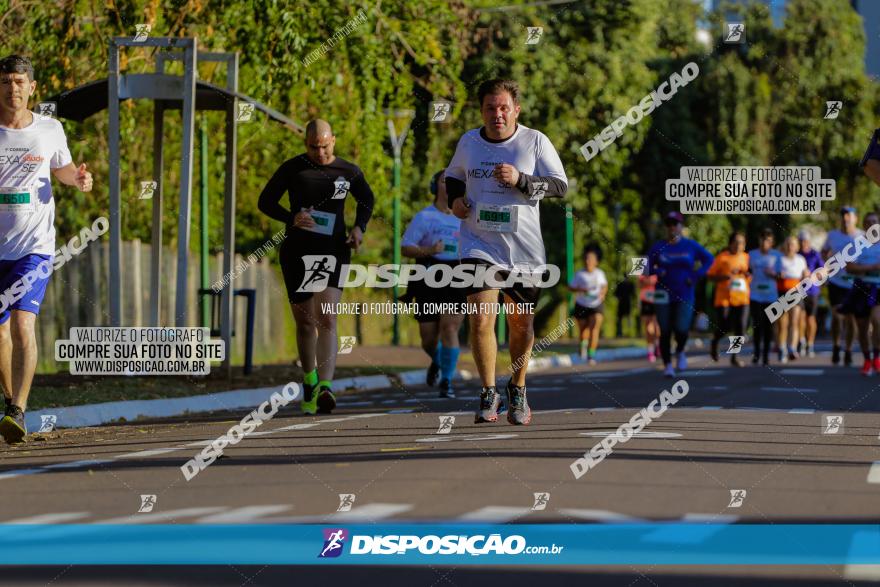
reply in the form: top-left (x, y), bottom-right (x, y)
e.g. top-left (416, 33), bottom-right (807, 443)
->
top-left (824, 101), bottom-right (842, 119)
top-left (138, 494), bottom-right (157, 513)
top-left (37, 102), bottom-right (56, 117)
top-left (38, 415), bottom-right (57, 432)
top-left (139, 181), bottom-right (157, 200)
top-left (298, 255), bottom-right (337, 293)
top-left (727, 489), bottom-right (747, 508)
top-left (726, 336), bottom-right (745, 354)
top-left (319, 528), bottom-right (348, 558)
top-left (531, 492), bottom-right (550, 511)
top-left (724, 23), bottom-right (744, 43)
top-left (133, 24), bottom-right (152, 42)
top-left (525, 27), bottom-right (544, 45)
top-left (337, 494), bottom-right (356, 512)
top-left (332, 177), bottom-right (350, 199)
top-left (822, 414), bottom-right (844, 434)
top-left (237, 103), bottom-right (255, 122)
top-left (430, 101), bottom-right (452, 123)
top-left (629, 257), bottom-right (647, 276)
top-left (436, 416), bottom-right (455, 434)
top-left (530, 181), bottom-right (548, 201)
top-left (338, 336), bottom-right (356, 355)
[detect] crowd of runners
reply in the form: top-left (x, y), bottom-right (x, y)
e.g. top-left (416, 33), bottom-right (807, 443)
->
top-left (3, 50), bottom-right (880, 443)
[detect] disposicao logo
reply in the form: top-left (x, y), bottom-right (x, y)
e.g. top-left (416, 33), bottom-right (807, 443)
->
top-left (319, 528), bottom-right (348, 558)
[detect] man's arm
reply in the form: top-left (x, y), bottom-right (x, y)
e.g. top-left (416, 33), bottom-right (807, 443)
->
top-left (350, 170), bottom-right (375, 234)
top-left (51, 162), bottom-right (92, 192)
top-left (258, 161), bottom-right (294, 224)
top-left (866, 159), bottom-right (880, 188)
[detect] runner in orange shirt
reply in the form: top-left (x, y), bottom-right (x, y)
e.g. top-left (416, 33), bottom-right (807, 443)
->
top-left (707, 232), bottom-right (750, 367)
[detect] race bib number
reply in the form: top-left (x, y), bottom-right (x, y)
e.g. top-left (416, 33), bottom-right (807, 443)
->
top-left (652, 289), bottom-right (670, 304)
top-left (755, 283), bottom-right (773, 292)
top-left (0, 186), bottom-right (35, 215)
top-left (841, 274), bottom-right (855, 283)
top-left (475, 203), bottom-right (518, 233)
top-left (302, 209), bottom-right (335, 236)
top-left (442, 240), bottom-right (458, 255)
top-left (730, 277), bottom-right (747, 292)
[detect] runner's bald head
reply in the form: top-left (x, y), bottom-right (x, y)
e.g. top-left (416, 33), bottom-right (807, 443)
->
top-left (305, 119), bottom-right (336, 165)
top-left (306, 119), bottom-right (333, 140)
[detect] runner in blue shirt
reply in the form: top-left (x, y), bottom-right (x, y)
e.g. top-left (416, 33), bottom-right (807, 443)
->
top-left (798, 229), bottom-right (823, 358)
top-left (647, 211), bottom-right (714, 378)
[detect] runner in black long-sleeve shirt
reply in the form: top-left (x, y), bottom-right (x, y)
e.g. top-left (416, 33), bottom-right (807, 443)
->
top-left (258, 119), bottom-right (375, 415)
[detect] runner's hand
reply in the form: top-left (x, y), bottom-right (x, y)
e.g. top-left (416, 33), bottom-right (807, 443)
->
top-left (451, 198), bottom-right (470, 220)
top-left (293, 207), bottom-right (316, 229)
top-left (347, 225), bottom-right (364, 250)
top-left (75, 163), bottom-right (93, 192)
top-left (493, 163), bottom-right (520, 187)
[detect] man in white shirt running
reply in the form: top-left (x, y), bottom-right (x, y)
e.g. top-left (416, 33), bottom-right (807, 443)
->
top-left (0, 55), bottom-right (93, 443)
top-left (445, 78), bottom-right (568, 426)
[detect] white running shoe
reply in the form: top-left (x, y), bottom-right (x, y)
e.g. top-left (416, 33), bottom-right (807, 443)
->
top-left (676, 352), bottom-right (687, 372)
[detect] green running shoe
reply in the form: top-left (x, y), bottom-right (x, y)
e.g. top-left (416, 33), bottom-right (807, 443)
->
top-left (301, 382), bottom-right (318, 415)
top-left (316, 385), bottom-right (336, 414)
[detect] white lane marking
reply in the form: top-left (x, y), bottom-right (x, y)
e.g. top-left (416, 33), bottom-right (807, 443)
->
top-left (697, 406), bottom-right (723, 410)
top-left (0, 468), bottom-right (49, 481)
top-left (788, 409), bottom-right (815, 414)
top-left (779, 369), bottom-right (824, 376)
top-left (761, 387), bottom-right (818, 393)
top-left (679, 370), bottom-right (724, 377)
top-left (558, 509), bottom-right (645, 522)
top-left (334, 401), bottom-right (373, 407)
top-left (415, 434), bottom-right (518, 443)
top-left (2, 512), bottom-right (91, 524)
top-left (115, 447), bottom-right (185, 459)
top-left (705, 386), bottom-right (728, 391)
top-left (457, 506), bottom-right (531, 523)
top-left (387, 409), bottom-right (415, 414)
top-left (536, 408), bottom-right (589, 415)
top-left (196, 505), bottom-right (291, 524)
top-left (578, 431), bottom-right (682, 439)
top-left (867, 462), bottom-right (880, 484)
top-left (381, 399), bottom-right (397, 404)
top-left (589, 407), bottom-right (616, 412)
top-left (329, 503), bottom-right (413, 522)
top-left (261, 502), bottom-right (413, 524)
top-left (93, 506), bottom-right (226, 525)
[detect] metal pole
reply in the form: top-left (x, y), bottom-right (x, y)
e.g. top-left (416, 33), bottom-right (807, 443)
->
top-left (392, 154), bottom-right (401, 345)
top-left (174, 39), bottom-right (198, 327)
top-left (108, 40), bottom-right (122, 327)
top-left (565, 202), bottom-right (574, 338)
top-left (613, 202), bottom-right (622, 337)
top-left (150, 55), bottom-right (166, 327)
top-left (220, 53), bottom-right (239, 378)
top-left (200, 114), bottom-right (210, 329)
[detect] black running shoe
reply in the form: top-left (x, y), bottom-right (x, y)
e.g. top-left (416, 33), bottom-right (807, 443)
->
top-left (475, 387), bottom-right (501, 423)
top-left (426, 362), bottom-right (440, 387)
top-left (438, 379), bottom-right (455, 399)
top-left (316, 385), bottom-right (336, 414)
top-left (832, 346), bottom-right (841, 365)
top-left (0, 404), bottom-right (27, 444)
top-left (844, 350), bottom-right (853, 367)
top-left (710, 339), bottom-right (720, 362)
top-left (505, 380), bottom-right (531, 426)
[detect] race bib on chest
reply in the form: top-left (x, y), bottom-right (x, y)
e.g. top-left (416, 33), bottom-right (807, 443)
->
top-left (730, 277), bottom-right (747, 292)
top-left (652, 289), bottom-right (670, 304)
top-left (475, 203), bottom-right (518, 233)
top-left (302, 209), bottom-right (335, 236)
top-left (0, 186), bottom-right (35, 215)
top-left (755, 283), bottom-right (773, 292)
top-left (442, 240), bottom-right (458, 254)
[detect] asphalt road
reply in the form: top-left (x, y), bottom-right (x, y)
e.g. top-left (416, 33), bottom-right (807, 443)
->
top-left (1, 347), bottom-right (879, 586)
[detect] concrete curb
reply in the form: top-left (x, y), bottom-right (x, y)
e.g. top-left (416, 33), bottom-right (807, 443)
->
top-left (28, 347), bottom-right (645, 431)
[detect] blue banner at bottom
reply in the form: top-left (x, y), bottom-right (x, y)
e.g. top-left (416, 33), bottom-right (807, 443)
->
top-left (0, 524), bottom-right (878, 565)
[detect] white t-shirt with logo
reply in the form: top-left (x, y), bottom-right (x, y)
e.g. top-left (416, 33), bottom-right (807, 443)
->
top-left (570, 268), bottom-right (607, 308)
top-left (0, 112), bottom-right (72, 260)
top-left (823, 229), bottom-right (863, 289)
top-left (401, 204), bottom-right (461, 262)
top-left (779, 254), bottom-right (807, 279)
top-left (445, 124), bottom-right (567, 270)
